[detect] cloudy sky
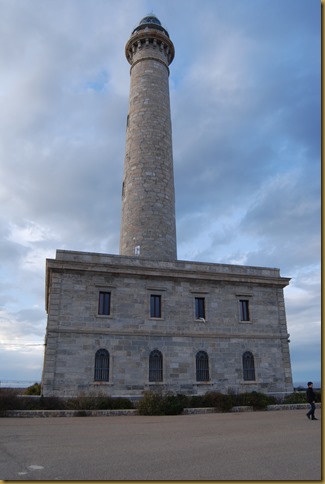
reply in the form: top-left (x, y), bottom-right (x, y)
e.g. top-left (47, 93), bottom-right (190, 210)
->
top-left (0, 0), bottom-right (320, 387)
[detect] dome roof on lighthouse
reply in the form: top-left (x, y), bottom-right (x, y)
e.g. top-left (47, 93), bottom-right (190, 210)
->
top-left (139, 15), bottom-right (161, 26)
top-left (132, 14), bottom-right (170, 37)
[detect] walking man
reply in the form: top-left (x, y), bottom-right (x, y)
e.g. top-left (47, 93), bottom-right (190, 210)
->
top-left (306, 381), bottom-right (318, 420)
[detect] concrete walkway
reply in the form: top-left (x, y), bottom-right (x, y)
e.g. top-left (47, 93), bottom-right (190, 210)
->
top-left (0, 409), bottom-right (321, 480)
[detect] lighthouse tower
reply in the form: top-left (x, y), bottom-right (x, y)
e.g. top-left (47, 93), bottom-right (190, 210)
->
top-left (120, 15), bottom-right (177, 260)
top-left (42, 14), bottom-right (293, 399)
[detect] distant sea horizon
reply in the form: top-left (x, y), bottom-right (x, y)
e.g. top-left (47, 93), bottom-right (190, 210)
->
top-left (293, 380), bottom-right (321, 389)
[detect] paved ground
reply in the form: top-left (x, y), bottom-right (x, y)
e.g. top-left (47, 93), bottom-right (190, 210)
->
top-left (0, 409), bottom-right (321, 481)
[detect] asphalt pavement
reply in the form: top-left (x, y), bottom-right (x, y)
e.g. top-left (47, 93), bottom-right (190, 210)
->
top-left (0, 409), bottom-right (321, 481)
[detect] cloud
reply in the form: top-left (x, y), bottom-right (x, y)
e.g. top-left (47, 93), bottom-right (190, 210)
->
top-left (0, 0), bottom-right (320, 386)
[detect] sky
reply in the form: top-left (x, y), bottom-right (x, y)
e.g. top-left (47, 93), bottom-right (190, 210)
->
top-left (0, 0), bottom-right (321, 388)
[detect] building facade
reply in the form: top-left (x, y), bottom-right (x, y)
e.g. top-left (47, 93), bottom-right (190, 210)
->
top-left (41, 16), bottom-right (293, 397)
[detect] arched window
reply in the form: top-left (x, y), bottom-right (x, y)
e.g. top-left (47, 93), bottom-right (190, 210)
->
top-left (94, 349), bottom-right (109, 381)
top-left (243, 351), bottom-right (256, 381)
top-left (149, 350), bottom-right (163, 382)
top-left (196, 351), bottom-right (209, 381)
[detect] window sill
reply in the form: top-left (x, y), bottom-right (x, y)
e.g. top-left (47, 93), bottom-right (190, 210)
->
top-left (194, 382), bottom-right (213, 385)
top-left (96, 315), bottom-right (112, 319)
top-left (91, 382), bottom-right (114, 386)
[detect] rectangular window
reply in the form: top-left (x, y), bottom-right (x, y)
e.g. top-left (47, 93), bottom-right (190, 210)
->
top-left (239, 299), bottom-right (250, 321)
top-left (196, 351), bottom-right (209, 381)
top-left (98, 291), bottom-right (111, 315)
top-left (150, 295), bottom-right (161, 318)
top-left (149, 350), bottom-right (163, 382)
top-left (195, 297), bottom-right (205, 319)
top-left (243, 352), bottom-right (255, 381)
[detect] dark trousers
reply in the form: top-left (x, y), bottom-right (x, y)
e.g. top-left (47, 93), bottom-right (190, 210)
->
top-left (307, 402), bottom-right (316, 418)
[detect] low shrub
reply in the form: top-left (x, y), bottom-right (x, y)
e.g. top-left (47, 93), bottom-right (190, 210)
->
top-left (0, 392), bottom-right (134, 415)
top-left (137, 391), bottom-right (164, 415)
top-left (233, 391), bottom-right (277, 410)
top-left (0, 392), bottom-right (19, 415)
top-left (187, 392), bottom-right (233, 412)
top-left (109, 397), bottom-right (134, 409)
top-left (202, 392), bottom-right (234, 412)
top-left (283, 392), bottom-right (307, 404)
top-left (16, 396), bottom-right (65, 411)
top-left (137, 390), bottom-right (278, 415)
top-left (23, 382), bottom-right (41, 395)
top-left (283, 390), bottom-right (321, 405)
top-left (66, 396), bottom-right (102, 410)
top-left (188, 395), bottom-right (206, 408)
top-left (137, 391), bottom-right (185, 415)
top-left (66, 395), bottom-right (134, 411)
top-left (4, 388), bottom-right (319, 416)
top-left (162, 394), bottom-right (185, 415)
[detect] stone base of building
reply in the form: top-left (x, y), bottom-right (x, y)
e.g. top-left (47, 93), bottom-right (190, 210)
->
top-left (42, 250), bottom-right (293, 397)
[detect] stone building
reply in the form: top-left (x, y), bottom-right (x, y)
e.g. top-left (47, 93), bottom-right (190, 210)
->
top-left (41, 15), bottom-right (293, 397)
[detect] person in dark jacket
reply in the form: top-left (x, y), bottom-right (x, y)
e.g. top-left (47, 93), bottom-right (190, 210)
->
top-left (306, 381), bottom-right (318, 420)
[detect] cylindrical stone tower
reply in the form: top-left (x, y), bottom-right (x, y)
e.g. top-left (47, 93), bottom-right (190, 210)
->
top-left (119, 15), bottom-right (177, 260)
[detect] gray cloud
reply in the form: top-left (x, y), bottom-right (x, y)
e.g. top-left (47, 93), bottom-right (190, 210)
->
top-left (0, 0), bottom-right (320, 385)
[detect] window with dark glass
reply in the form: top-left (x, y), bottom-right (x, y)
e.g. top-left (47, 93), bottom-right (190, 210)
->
top-left (98, 291), bottom-right (110, 315)
top-left (196, 351), bottom-right (209, 381)
top-left (195, 297), bottom-right (205, 319)
top-left (243, 351), bottom-right (256, 381)
top-left (149, 350), bottom-right (163, 382)
top-left (94, 349), bottom-right (109, 381)
top-left (150, 295), bottom-right (161, 318)
top-left (239, 299), bottom-right (250, 321)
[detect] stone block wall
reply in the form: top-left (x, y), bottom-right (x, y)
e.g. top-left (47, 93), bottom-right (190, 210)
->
top-left (41, 250), bottom-right (293, 397)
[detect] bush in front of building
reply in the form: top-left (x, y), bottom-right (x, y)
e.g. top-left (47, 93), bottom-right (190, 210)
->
top-left (137, 391), bottom-right (235, 415)
top-left (136, 390), bottom-right (275, 415)
top-left (202, 391), bottom-right (234, 412)
top-left (137, 391), bottom-right (164, 415)
top-left (188, 392), bottom-right (233, 412)
top-left (0, 392), bottom-right (65, 414)
top-left (137, 391), bottom-right (185, 415)
top-left (232, 391), bottom-right (278, 410)
top-left (0, 389), bottom-right (20, 415)
top-left (0, 391), bottom-right (134, 415)
top-left (65, 395), bottom-right (134, 410)
top-left (283, 390), bottom-right (321, 404)
top-left (18, 396), bottom-right (65, 410)
top-left (3, 388), bottom-right (320, 416)
top-left (163, 394), bottom-right (186, 415)
top-left (23, 382), bottom-right (41, 395)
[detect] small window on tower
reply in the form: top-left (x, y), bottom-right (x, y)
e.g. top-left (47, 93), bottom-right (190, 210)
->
top-left (195, 297), bottom-right (205, 320)
top-left (149, 350), bottom-right (163, 382)
top-left (243, 351), bottom-right (256, 381)
top-left (98, 291), bottom-right (111, 316)
top-left (239, 299), bottom-right (250, 321)
top-left (94, 349), bottom-right (109, 381)
top-left (150, 295), bottom-right (161, 318)
top-left (196, 351), bottom-right (209, 381)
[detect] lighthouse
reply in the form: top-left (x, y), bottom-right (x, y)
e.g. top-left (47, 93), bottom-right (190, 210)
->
top-left (42, 15), bottom-right (293, 398)
top-left (120, 15), bottom-right (177, 260)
